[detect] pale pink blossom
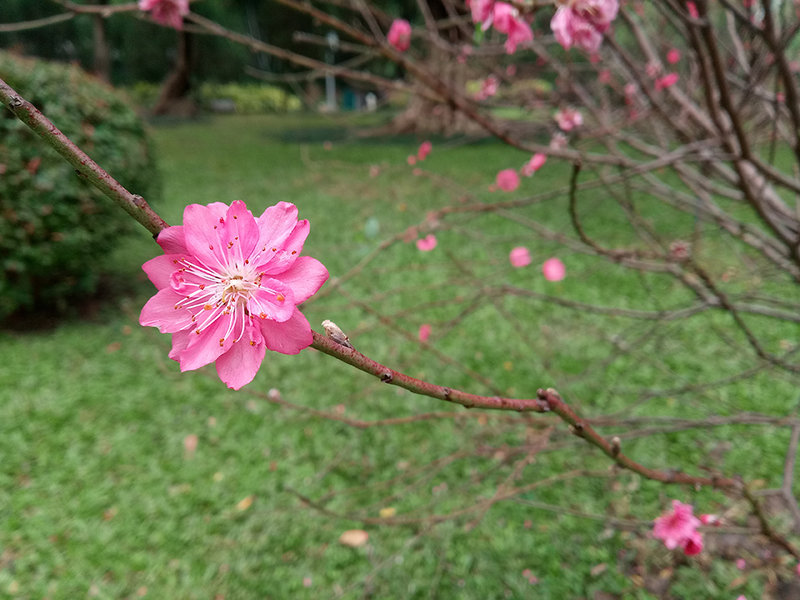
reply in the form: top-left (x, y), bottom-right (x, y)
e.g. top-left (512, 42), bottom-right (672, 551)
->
top-left (555, 107), bottom-right (583, 131)
top-left (699, 513), bottom-right (720, 525)
top-left (646, 61), bottom-right (662, 78)
top-left (686, 1), bottom-right (699, 19)
top-left (470, 0), bottom-right (495, 29)
top-left (475, 75), bottom-right (499, 100)
top-left (496, 168), bottom-right (520, 192)
top-left (388, 19), bottom-right (412, 52)
top-left (652, 500), bottom-right (702, 553)
top-left (417, 141), bottom-right (433, 160)
top-left (736, 558), bottom-right (746, 570)
top-left (795, 561), bottom-right (800, 576)
top-left (550, 132), bottom-right (568, 150)
top-left (598, 69), bottom-right (612, 84)
top-left (139, 0), bottom-right (189, 30)
top-left (139, 200), bottom-right (328, 390)
top-left (418, 324), bottom-right (432, 342)
top-left (542, 257), bottom-right (566, 281)
top-left (521, 153), bottom-right (547, 176)
top-left (416, 234), bottom-right (437, 252)
top-left (666, 48), bottom-right (681, 64)
top-left (551, 0), bottom-right (619, 53)
top-left (493, 2), bottom-right (533, 54)
top-left (655, 72), bottom-right (679, 90)
top-left (509, 246), bottom-right (532, 268)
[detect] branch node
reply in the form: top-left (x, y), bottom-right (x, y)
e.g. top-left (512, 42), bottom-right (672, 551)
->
top-left (611, 436), bottom-right (622, 457)
top-left (441, 386), bottom-right (451, 401)
top-left (380, 371), bottom-right (393, 383)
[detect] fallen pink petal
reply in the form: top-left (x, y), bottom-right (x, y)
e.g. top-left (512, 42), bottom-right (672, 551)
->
top-left (416, 234), bottom-right (437, 252)
top-left (418, 324), bottom-right (432, 342)
top-left (139, 200), bottom-right (329, 390)
top-left (542, 257), bottom-right (566, 282)
top-left (509, 246), bottom-right (532, 268)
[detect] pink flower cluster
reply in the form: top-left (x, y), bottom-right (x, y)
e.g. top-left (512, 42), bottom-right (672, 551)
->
top-left (550, 0), bottom-right (619, 53)
top-left (138, 0), bottom-right (189, 30)
top-left (652, 500), bottom-right (703, 555)
top-left (140, 201), bottom-right (328, 390)
top-left (470, 1), bottom-right (533, 54)
top-left (555, 107), bottom-right (583, 131)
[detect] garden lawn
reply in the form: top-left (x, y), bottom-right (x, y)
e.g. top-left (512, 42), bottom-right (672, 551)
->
top-left (0, 113), bottom-right (796, 599)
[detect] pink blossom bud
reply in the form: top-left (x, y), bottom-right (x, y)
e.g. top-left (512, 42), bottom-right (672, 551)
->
top-left (387, 19), bottom-right (412, 52)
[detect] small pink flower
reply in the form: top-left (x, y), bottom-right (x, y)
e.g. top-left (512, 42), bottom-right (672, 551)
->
top-left (418, 323), bottom-right (432, 342)
top-left (417, 141), bottom-right (433, 161)
top-left (646, 61), bottom-right (662, 78)
top-left (521, 153), bottom-right (547, 176)
top-left (555, 108), bottom-right (583, 131)
top-left (139, 0), bottom-right (189, 30)
top-left (699, 513), bottom-right (720, 525)
top-left (655, 73), bottom-right (679, 90)
top-left (416, 234), bottom-right (437, 252)
top-left (139, 201), bottom-right (329, 390)
top-left (795, 561), bottom-right (800, 576)
top-left (551, 0), bottom-right (619, 53)
top-left (496, 168), bottom-right (520, 192)
top-left (550, 132), bottom-right (568, 150)
top-left (470, 0), bottom-right (495, 29)
top-left (598, 69), bottom-right (612, 84)
top-left (475, 75), bottom-right (499, 100)
top-left (509, 246), bottom-right (532, 268)
top-left (493, 2), bottom-right (533, 54)
top-left (686, 1), bottom-right (699, 19)
top-left (666, 48), bottom-right (681, 64)
top-left (542, 257), bottom-right (566, 281)
top-left (388, 19), bottom-right (412, 52)
top-left (736, 558), bottom-right (746, 570)
top-left (652, 500), bottom-right (701, 552)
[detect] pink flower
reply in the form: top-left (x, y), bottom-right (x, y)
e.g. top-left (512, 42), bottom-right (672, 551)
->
top-left (542, 257), bottom-right (566, 281)
top-left (655, 72), bottom-right (679, 90)
top-left (521, 153), bottom-right (547, 176)
top-left (493, 2), bottom-right (533, 54)
top-left (666, 48), bottom-right (681, 64)
top-left (551, 0), bottom-right (619, 53)
top-left (139, 201), bottom-right (328, 390)
top-left (652, 500), bottom-right (702, 553)
top-left (416, 234), bottom-right (437, 252)
top-left (418, 323), bottom-right (432, 342)
top-left (736, 558), bottom-right (746, 570)
top-left (795, 561), bottom-right (800, 576)
top-left (555, 108), bottom-right (583, 131)
top-left (475, 75), bottom-right (499, 100)
top-left (139, 0), bottom-right (189, 30)
top-left (686, 1), bottom-right (699, 19)
top-left (470, 0), bottom-right (495, 29)
top-left (509, 246), bottom-right (532, 268)
top-left (550, 132), bottom-right (568, 150)
top-left (699, 513), bottom-right (720, 525)
top-left (388, 19), bottom-right (412, 52)
top-left (496, 168), bottom-right (520, 192)
top-left (417, 141), bottom-right (432, 160)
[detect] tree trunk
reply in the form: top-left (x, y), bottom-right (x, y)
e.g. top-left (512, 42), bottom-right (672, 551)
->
top-left (152, 31), bottom-right (196, 117)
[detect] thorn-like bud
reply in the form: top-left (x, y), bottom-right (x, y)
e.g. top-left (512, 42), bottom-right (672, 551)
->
top-left (322, 319), bottom-right (354, 349)
top-left (611, 436), bottom-right (621, 457)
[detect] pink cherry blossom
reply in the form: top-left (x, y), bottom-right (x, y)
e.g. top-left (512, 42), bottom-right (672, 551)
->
top-left (655, 73), bottom-right (679, 90)
top-left (509, 246), bottom-right (532, 268)
top-left (521, 153), bottom-right (547, 176)
top-left (686, 1), bottom-right (699, 19)
top-left (652, 500), bottom-right (701, 552)
top-left (542, 257), bottom-right (566, 281)
top-left (388, 19), bottom-right (412, 52)
top-left (475, 75), bottom-right (499, 100)
top-left (139, 0), bottom-right (189, 30)
top-left (470, 0), bottom-right (495, 29)
top-left (736, 558), bottom-right (746, 570)
top-left (417, 141), bottom-right (433, 160)
top-left (551, 0), bottom-right (619, 53)
top-left (139, 200), bottom-right (329, 390)
top-left (492, 2), bottom-right (533, 54)
top-left (416, 234), bottom-right (438, 252)
top-left (681, 530), bottom-right (703, 555)
top-left (666, 48), bottom-right (681, 64)
top-left (699, 513), bottom-right (720, 525)
top-left (550, 132), bottom-right (568, 150)
top-left (418, 323), bottom-right (432, 342)
top-left (555, 108), bottom-right (583, 131)
top-left (496, 168), bottom-right (520, 192)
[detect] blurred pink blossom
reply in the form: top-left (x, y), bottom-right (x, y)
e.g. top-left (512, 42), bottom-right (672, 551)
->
top-left (509, 246), bottom-right (532, 268)
top-left (555, 108), bottom-right (583, 131)
top-left (407, 155), bottom-right (417, 166)
top-left (139, 0), bottom-right (188, 29)
top-left (418, 324), bottom-right (432, 342)
top-left (417, 141), bottom-right (433, 160)
top-left (736, 558), bottom-right (746, 570)
top-left (388, 19), bottom-right (412, 52)
top-left (416, 234), bottom-right (437, 252)
top-left (666, 48), bottom-right (681, 64)
top-left (470, 0), bottom-right (495, 29)
top-left (551, 0), bottom-right (619, 53)
top-left (550, 133), bottom-right (568, 150)
top-left (475, 75), bottom-right (499, 100)
top-left (652, 500), bottom-right (703, 555)
top-left (686, 1), bottom-right (699, 19)
top-left (655, 72), bottom-right (679, 90)
top-left (521, 153), bottom-right (547, 176)
top-left (496, 168), bottom-right (520, 192)
top-left (542, 257), bottom-right (566, 282)
top-left (493, 2), bottom-right (533, 54)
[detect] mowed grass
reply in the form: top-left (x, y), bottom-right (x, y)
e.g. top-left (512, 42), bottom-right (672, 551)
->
top-left (1, 113), bottom-right (799, 599)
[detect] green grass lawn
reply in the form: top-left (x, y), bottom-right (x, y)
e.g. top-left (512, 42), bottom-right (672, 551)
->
top-left (1, 113), bottom-right (798, 599)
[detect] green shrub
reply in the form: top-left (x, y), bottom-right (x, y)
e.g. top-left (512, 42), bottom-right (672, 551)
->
top-left (196, 82), bottom-right (301, 114)
top-left (0, 51), bottom-right (161, 321)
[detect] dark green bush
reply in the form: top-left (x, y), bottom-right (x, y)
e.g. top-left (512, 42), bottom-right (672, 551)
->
top-left (0, 51), bottom-right (160, 321)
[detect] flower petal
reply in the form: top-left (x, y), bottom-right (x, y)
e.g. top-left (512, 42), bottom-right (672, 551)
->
top-left (157, 225), bottom-right (188, 254)
top-left (142, 254), bottom-right (181, 289)
top-left (215, 326), bottom-right (266, 390)
top-left (178, 314), bottom-right (235, 371)
top-left (140, 288), bottom-right (194, 333)
top-left (182, 202), bottom-right (230, 268)
top-left (248, 277), bottom-right (295, 323)
top-left (259, 307), bottom-right (313, 354)
top-left (169, 330), bottom-right (191, 361)
top-left (256, 219), bottom-right (310, 274)
top-left (223, 200), bottom-right (260, 266)
top-left (275, 256), bottom-right (329, 304)
top-left (256, 201), bottom-right (300, 251)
